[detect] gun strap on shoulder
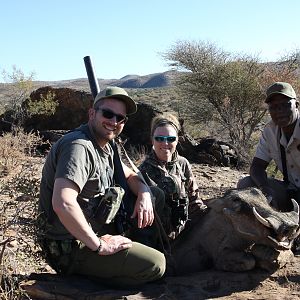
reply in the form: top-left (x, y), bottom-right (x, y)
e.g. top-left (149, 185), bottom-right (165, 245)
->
top-left (119, 142), bottom-right (154, 198)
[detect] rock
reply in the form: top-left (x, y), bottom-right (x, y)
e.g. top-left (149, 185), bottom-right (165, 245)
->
top-left (23, 87), bottom-right (93, 131)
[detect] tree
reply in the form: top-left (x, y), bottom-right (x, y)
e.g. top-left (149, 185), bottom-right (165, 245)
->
top-left (260, 49), bottom-right (300, 93)
top-left (1, 65), bottom-right (35, 126)
top-left (163, 41), bottom-right (300, 158)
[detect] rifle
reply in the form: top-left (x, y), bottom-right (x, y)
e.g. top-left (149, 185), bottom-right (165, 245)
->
top-left (83, 56), bottom-right (132, 233)
top-left (83, 56), bottom-right (99, 99)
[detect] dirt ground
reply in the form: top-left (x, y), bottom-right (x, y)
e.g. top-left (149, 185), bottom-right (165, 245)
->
top-left (4, 163), bottom-right (300, 299)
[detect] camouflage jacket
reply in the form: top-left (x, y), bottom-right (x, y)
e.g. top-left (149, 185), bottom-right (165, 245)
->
top-left (139, 150), bottom-right (199, 207)
top-left (139, 150), bottom-right (200, 236)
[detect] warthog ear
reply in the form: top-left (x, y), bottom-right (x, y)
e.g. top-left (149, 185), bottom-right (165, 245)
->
top-left (207, 195), bottom-right (242, 213)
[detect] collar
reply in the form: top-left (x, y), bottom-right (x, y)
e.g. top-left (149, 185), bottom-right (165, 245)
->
top-left (146, 149), bottom-right (179, 168)
top-left (75, 123), bottom-right (111, 154)
top-left (278, 117), bottom-right (300, 147)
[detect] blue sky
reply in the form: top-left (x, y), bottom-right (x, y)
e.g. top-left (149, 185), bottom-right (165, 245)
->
top-left (1, 0), bottom-right (299, 81)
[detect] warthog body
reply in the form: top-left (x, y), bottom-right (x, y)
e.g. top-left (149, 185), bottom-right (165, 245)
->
top-left (169, 188), bottom-right (299, 274)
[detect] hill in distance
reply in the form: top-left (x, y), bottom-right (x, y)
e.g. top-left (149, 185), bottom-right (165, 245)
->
top-left (31, 70), bottom-right (178, 93)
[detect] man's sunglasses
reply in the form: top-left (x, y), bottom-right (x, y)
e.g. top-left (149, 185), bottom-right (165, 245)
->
top-left (154, 136), bottom-right (177, 143)
top-left (95, 108), bottom-right (128, 124)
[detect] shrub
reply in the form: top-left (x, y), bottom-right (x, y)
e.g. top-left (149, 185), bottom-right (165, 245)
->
top-left (26, 90), bottom-right (58, 117)
top-left (0, 128), bottom-right (42, 177)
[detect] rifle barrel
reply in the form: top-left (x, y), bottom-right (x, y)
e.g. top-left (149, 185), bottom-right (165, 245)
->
top-left (83, 56), bottom-right (100, 99)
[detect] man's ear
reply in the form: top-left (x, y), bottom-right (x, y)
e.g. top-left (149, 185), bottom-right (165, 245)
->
top-left (88, 107), bottom-right (96, 119)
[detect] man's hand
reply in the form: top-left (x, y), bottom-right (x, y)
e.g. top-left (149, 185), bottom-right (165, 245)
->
top-left (259, 185), bottom-right (279, 210)
top-left (122, 163), bottom-right (154, 228)
top-left (131, 191), bottom-right (154, 228)
top-left (259, 185), bottom-right (274, 202)
top-left (99, 234), bottom-right (132, 255)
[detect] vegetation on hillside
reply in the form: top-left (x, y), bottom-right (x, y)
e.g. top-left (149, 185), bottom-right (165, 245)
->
top-left (162, 40), bottom-right (300, 159)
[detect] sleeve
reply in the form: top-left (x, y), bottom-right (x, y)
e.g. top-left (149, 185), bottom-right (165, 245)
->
top-left (254, 128), bottom-right (272, 163)
top-left (181, 158), bottom-right (199, 201)
top-left (55, 141), bottom-right (92, 192)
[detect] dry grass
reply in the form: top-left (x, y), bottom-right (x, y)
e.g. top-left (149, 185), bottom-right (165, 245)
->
top-left (0, 129), bottom-right (46, 299)
top-left (0, 128), bottom-right (42, 177)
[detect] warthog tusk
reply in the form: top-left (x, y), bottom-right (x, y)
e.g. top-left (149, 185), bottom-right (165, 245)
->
top-left (253, 207), bottom-right (272, 228)
top-left (291, 198), bottom-right (299, 216)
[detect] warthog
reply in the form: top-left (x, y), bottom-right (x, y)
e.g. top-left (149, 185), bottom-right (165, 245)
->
top-left (169, 188), bottom-right (299, 275)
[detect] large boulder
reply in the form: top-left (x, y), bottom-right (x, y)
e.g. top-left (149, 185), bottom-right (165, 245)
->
top-left (122, 102), bottom-right (161, 146)
top-left (23, 86), bottom-right (93, 131)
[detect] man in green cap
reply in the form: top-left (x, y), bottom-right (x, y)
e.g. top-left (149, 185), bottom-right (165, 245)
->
top-left (238, 82), bottom-right (300, 212)
top-left (38, 86), bottom-right (166, 287)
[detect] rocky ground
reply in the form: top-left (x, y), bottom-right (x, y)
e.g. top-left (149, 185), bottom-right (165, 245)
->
top-left (2, 162), bottom-right (300, 299)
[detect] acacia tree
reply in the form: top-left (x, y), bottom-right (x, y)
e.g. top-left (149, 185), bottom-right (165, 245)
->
top-left (163, 40), bottom-right (299, 157)
top-left (2, 65), bottom-right (35, 126)
top-left (261, 49), bottom-right (300, 92)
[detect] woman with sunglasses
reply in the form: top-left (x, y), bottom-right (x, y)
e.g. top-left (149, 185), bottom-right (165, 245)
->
top-left (139, 113), bottom-right (206, 239)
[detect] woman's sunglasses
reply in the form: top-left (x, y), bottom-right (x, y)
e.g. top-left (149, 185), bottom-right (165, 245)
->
top-left (95, 108), bottom-right (128, 124)
top-left (154, 136), bottom-right (177, 143)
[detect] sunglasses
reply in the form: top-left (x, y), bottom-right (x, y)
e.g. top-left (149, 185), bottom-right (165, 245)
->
top-left (154, 136), bottom-right (177, 143)
top-left (95, 108), bottom-right (128, 124)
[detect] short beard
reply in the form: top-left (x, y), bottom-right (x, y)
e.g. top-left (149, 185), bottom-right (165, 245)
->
top-left (89, 122), bottom-right (117, 146)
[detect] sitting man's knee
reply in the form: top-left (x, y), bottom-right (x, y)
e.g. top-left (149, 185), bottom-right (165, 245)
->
top-left (147, 251), bottom-right (166, 280)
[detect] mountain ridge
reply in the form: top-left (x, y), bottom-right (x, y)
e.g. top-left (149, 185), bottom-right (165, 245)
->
top-left (28, 70), bottom-right (177, 92)
top-left (0, 70), bottom-right (178, 109)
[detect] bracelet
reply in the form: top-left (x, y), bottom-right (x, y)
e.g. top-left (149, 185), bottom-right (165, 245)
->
top-left (93, 239), bottom-right (102, 254)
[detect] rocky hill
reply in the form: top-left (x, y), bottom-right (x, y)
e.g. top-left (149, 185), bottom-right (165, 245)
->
top-left (34, 70), bottom-right (177, 91)
top-left (0, 71), bottom-right (178, 110)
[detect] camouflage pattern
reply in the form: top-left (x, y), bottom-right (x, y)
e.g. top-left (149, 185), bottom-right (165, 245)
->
top-left (37, 230), bottom-right (80, 274)
top-left (93, 186), bottom-right (125, 225)
top-left (139, 150), bottom-right (201, 238)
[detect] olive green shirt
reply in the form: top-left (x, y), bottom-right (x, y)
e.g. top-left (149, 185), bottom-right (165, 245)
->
top-left (39, 124), bottom-right (114, 239)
